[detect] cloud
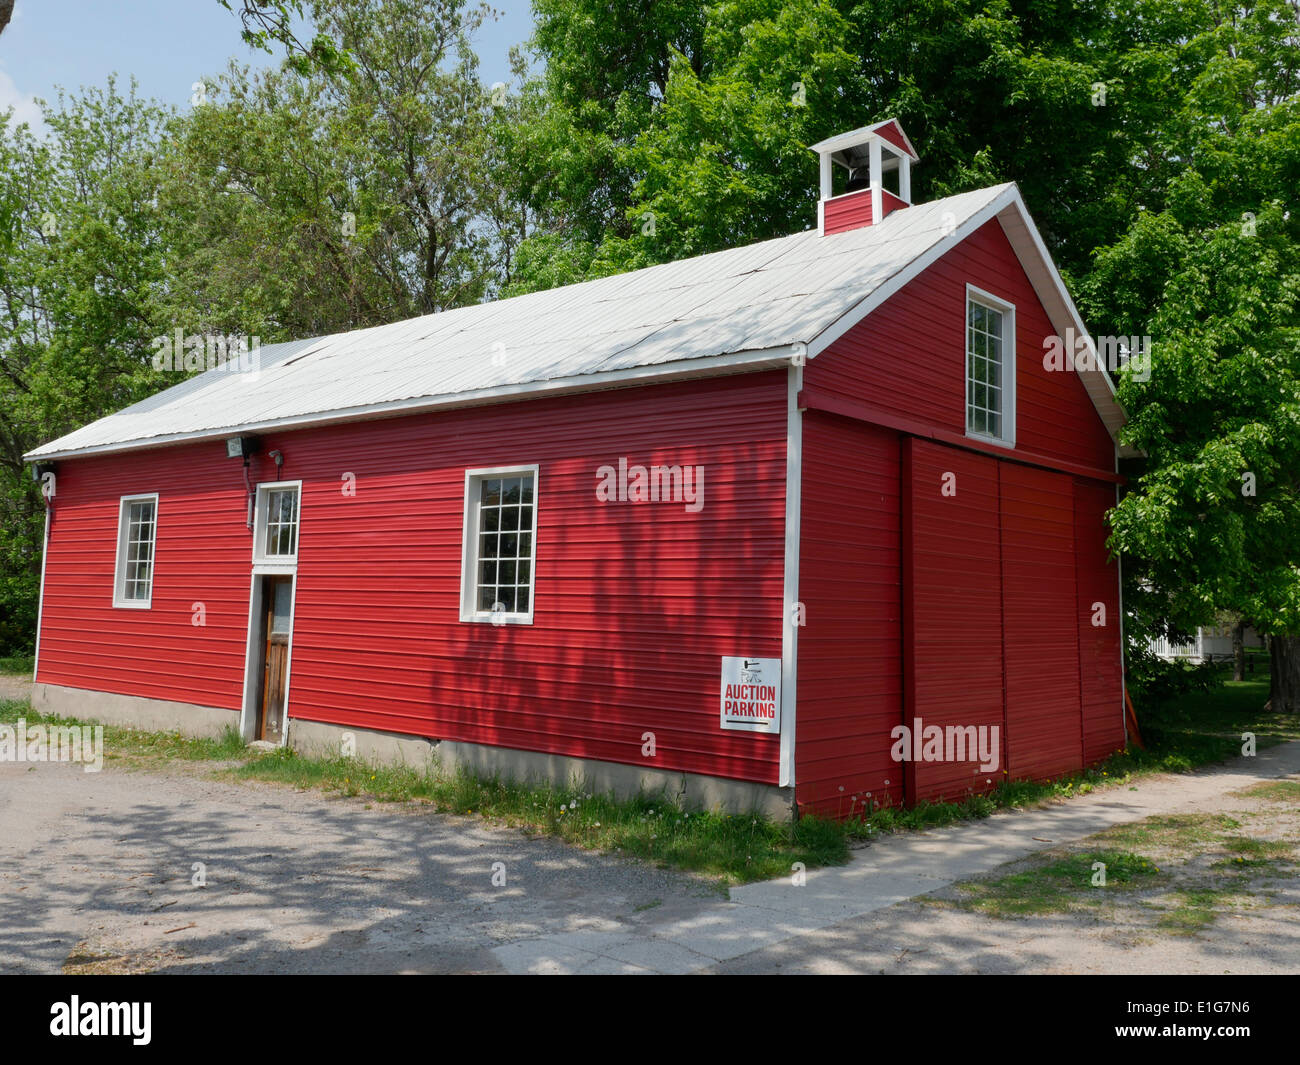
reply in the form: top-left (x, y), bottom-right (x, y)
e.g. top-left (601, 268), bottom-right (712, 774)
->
top-left (0, 67), bottom-right (47, 135)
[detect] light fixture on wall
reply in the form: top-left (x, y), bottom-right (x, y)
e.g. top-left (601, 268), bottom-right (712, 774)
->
top-left (226, 435), bottom-right (262, 530)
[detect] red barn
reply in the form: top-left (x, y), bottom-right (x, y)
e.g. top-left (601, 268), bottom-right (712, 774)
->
top-left (26, 121), bottom-right (1131, 818)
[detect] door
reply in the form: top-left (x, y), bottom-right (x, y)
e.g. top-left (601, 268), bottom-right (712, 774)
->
top-left (257, 576), bottom-right (293, 742)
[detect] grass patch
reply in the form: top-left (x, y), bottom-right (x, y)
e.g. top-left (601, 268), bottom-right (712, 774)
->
top-left (0, 655), bottom-right (33, 676)
top-left (230, 746), bottom-right (848, 884)
top-left (1209, 856), bottom-right (1290, 872)
top-left (1230, 779), bottom-right (1300, 803)
top-left (1218, 835), bottom-right (1292, 858)
top-left (953, 850), bottom-right (1164, 918)
top-left (0, 699), bottom-right (247, 763)
top-left (1154, 889), bottom-right (1238, 935)
top-left (1140, 665), bottom-right (1300, 764)
top-left (1097, 813), bottom-right (1242, 850)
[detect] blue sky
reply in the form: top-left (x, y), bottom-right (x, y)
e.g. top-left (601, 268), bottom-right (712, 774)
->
top-left (0, 0), bottom-right (538, 132)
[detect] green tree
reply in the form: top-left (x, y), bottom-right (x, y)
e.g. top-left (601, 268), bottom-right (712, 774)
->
top-left (0, 81), bottom-right (175, 652)
top-left (180, 0), bottom-right (514, 340)
top-left (1083, 2), bottom-right (1300, 710)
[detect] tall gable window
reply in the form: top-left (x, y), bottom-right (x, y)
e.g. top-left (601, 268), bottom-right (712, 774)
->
top-left (965, 285), bottom-right (1015, 447)
top-left (114, 494), bottom-right (158, 608)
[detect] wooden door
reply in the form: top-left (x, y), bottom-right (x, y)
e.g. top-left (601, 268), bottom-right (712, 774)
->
top-left (258, 576), bottom-right (293, 742)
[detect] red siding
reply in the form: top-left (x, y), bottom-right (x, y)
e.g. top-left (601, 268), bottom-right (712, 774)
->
top-left (807, 218), bottom-right (1115, 474)
top-left (903, 440), bottom-right (1006, 803)
top-left (1074, 478), bottom-right (1126, 762)
top-left (823, 190), bottom-right (874, 234)
top-left (874, 121), bottom-right (911, 158)
top-left (1000, 464), bottom-right (1083, 781)
top-left (37, 453), bottom-right (253, 709)
top-left (37, 372), bottom-right (789, 785)
top-left (822, 189), bottom-right (907, 235)
top-left (795, 413), bottom-right (902, 816)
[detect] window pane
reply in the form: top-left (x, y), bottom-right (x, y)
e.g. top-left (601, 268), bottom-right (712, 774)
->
top-left (470, 473), bottom-right (537, 617)
top-left (271, 581), bottom-right (293, 634)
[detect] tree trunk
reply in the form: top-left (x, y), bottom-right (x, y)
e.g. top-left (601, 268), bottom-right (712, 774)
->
top-left (1268, 634), bottom-right (1300, 713)
top-left (1232, 620), bottom-right (1246, 682)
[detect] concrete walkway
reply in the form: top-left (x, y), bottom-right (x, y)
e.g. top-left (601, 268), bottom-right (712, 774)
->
top-left (495, 740), bottom-right (1300, 973)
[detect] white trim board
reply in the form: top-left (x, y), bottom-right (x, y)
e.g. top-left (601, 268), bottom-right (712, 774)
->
top-left (25, 350), bottom-right (796, 462)
top-left (778, 364), bottom-right (803, 789)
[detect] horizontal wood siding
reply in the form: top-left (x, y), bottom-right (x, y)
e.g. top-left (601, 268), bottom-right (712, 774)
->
top-left (1074, 477), bottom-right (1126, 762)
top-left (36, 372), bottom-right (789, 785)
top-left (807, 218), bottom-right (1116, 473)
top-left (795, 413), bottom-right (902, 815)
top-left (823, 190), bottom-right (873, 234)
top-left (36, 451), bottom-right (254, 709)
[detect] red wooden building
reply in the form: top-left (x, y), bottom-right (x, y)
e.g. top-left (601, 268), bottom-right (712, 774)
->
top-left (26, 121), bottom-right (1131, 817)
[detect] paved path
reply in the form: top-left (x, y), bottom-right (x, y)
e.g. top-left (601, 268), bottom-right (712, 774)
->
top-left (1, 723), bottom-right (1296, 973)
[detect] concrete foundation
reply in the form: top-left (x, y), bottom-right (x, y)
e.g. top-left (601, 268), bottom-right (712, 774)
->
top-left (33, 683), bottom-right (237, 738)
top-left (288, 717), bottom-right (439, 769)
top-left (438, 738), bottom-right (795, 818)
top-left (289, 717), bottom-right (794, 818)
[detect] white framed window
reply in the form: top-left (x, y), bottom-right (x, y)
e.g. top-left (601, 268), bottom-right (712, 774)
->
top-left (254, 481), bottom-right (302, 564)
top-left (965, 284), bottom-right (1016, 447)
top-left (460, 465), bottom-right (539, 624)
top-left (113, 493), bottom-right (158, 608)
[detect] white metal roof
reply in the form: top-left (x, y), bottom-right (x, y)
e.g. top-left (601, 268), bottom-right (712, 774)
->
top-left (27, 182), bottom-right (1128, 460)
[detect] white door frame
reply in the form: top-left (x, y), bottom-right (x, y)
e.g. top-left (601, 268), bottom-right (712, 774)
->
top-left (239, 565), bottom-right (298, 743)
